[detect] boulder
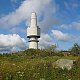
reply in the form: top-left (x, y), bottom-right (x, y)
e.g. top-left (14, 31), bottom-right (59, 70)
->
top-left (55, 59), bottom-right (75, 70)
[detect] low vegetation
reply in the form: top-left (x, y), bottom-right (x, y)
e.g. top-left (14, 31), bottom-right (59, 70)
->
top-left (0, 43), bottom-right (80, 80)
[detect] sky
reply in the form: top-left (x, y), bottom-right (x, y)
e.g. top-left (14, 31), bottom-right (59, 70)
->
top-left (0, 0), bottom-right (80, 53)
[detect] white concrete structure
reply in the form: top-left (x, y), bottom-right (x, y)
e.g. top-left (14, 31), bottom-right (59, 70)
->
top-left (27, 12), bottom-right (40, 49)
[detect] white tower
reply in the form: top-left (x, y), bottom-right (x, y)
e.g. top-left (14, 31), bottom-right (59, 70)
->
top-left (27, 12), bottom-right (40, 49)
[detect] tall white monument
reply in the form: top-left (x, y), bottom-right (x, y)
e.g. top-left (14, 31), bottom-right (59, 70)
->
top-left (27, 12), bottom-right (40, 49)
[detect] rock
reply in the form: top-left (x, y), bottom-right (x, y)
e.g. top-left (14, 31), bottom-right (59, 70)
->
top-left (55, 59), bottom-right (74, 70)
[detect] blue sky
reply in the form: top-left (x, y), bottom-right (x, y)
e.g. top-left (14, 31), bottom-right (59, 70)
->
top-left (0, 0), bottom-right (80, 52)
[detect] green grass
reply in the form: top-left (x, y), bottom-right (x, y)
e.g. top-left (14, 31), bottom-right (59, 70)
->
top-left (0, 49), bottom-right (80, 80)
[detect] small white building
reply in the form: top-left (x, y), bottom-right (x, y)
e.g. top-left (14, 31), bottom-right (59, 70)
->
top-left (27, 12), bottom-right (40, 49)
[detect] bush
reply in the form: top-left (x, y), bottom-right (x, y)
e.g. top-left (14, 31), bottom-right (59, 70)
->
top-left (70, 43), bottom-right (80, 55)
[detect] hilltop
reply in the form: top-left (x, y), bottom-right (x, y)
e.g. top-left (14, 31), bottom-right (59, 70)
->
top-left (0, 49), bottom-right (80, 80)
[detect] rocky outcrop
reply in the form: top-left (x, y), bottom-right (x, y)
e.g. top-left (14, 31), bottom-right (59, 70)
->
top-left (55, 59), bottom-right (75, 70)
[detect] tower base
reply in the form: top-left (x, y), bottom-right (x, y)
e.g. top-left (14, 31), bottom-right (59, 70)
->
top-left (29, 41), bottom-right (38, 49)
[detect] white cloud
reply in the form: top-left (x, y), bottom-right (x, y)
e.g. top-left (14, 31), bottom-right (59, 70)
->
top-left (72, 3), bottom-right (79, 8)
top-left (64, 1), bottom-right (79, 10)
top-left (11, 0), bottom-right (17, 3)
top-left (60, 24), bottom-right (72, 29)
top-left (0, 0), bottom-right (57, 33)
top-left (11, 0), bottom-right (18, 10)
top-left (52, 30), bottom-right (72, 41)
top-left (0, 34), bottom-right (27, 53)
top-left (60, 21), bottom-right (80, 30)
top-left (72, 22), bottom-right (80, 29)
top-left (39, 33), bottom-right (55, 48)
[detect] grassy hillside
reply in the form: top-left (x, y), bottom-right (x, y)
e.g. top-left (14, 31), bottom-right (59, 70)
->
top-left (0, 49), bottom-right (80, 80)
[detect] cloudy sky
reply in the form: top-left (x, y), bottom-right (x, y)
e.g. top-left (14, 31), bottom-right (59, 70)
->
top-left (0, 0), bottom-right (80, 52)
